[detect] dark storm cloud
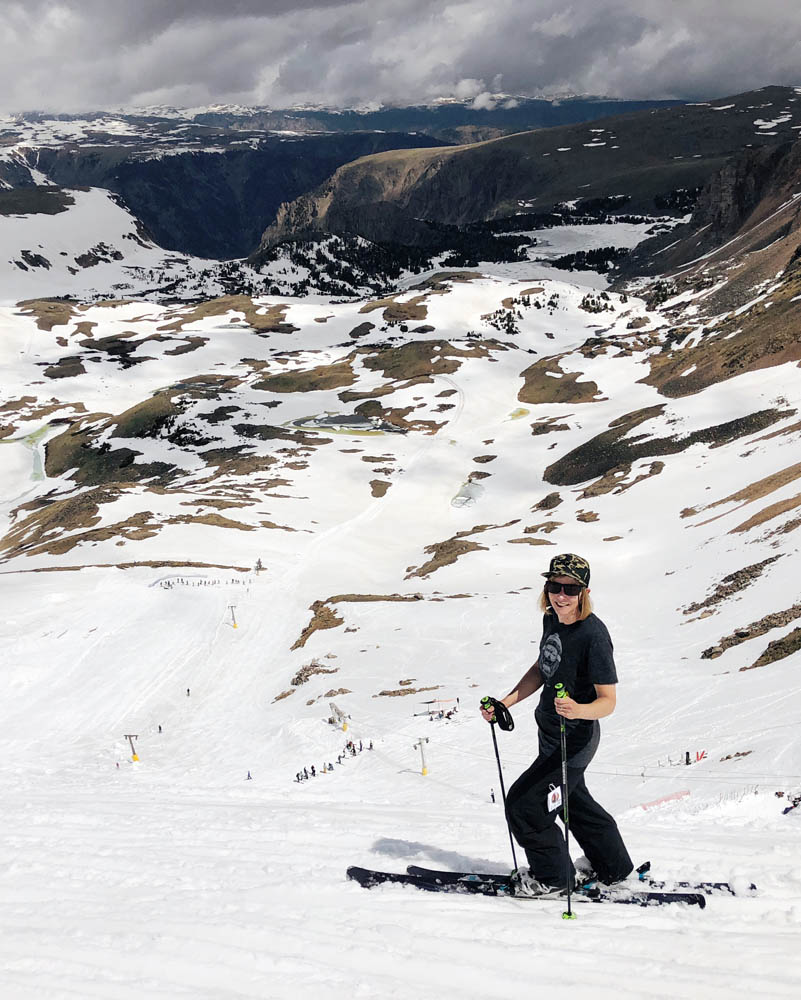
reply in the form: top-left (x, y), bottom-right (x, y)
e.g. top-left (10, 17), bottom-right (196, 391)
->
top-left (1, 0), bottom-right (799, 113)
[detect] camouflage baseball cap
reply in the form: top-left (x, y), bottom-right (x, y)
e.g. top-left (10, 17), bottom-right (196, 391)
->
top-left (542, 553), bottom-right (590, 587)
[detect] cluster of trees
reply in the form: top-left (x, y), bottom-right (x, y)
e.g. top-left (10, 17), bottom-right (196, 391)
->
top-left (550, 246), bottom-right (631, 273)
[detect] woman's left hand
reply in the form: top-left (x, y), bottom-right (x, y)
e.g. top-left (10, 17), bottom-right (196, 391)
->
top-left (555, 695), bottom-right (582, 720)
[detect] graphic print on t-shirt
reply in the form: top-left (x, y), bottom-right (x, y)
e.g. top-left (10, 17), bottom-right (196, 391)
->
top-left (540, 633), bottom-right (562, 680)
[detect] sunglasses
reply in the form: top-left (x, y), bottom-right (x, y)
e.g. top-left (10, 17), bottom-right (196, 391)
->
top-left (544, 581), bottom-right (584, 597)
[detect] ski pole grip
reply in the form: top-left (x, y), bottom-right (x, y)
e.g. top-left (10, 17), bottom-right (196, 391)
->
top-left (480, 696), bottom-right (514, 732)
top-left (555, 683), bottom-right (569, 699)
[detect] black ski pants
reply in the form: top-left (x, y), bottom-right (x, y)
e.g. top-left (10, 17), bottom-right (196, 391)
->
top-left (505, 749), bottom-right (632, 888)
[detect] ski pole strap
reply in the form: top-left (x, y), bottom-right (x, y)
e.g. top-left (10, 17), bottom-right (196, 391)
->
top-left (480, 696), bottom-right (514, 732)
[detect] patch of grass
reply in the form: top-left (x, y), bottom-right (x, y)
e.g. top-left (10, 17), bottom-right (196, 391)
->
top-left (0, 187), bottom-right (74, 216)
top-left (731, 492), bottom-right (801, 534)
top-left (42, 356), bottom-right (86, 379)
top-left (254, 359), bottom-right (355, 392)
top-left (0, 485), bottom-right (164, 561)
top-left (158, 296), bottom-right (298, 335)
top-left (519, 356), bottom-right (602, 405)
top-left (16, 299), bottom-right (78, 331)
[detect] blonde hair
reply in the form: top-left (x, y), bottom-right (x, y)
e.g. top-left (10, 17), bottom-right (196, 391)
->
top-left (539, 585), bottom-right (593, 621)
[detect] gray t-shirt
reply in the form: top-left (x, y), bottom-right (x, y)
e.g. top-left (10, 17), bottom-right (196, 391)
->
top-left (535, 612), bottom-right (618, 766)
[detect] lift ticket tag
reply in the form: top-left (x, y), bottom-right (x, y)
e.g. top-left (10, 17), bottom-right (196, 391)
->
top-left (547, 784), bottom-right (562, 812)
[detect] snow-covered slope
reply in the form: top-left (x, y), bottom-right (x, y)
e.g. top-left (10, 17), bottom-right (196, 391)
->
top-left (1, 233), bottom-right (800, 996)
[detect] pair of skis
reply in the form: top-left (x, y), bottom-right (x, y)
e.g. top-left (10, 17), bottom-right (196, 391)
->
top-left (347, 862), bottom-right (755, 908)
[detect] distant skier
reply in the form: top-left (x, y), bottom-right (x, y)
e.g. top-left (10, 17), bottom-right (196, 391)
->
top-left (247, 771), bottom-right (252, 780)
top-left (303, 767), bottom-right (308, 780)
top-left (490, 788), bottom-right (495, 804)
top-left (311, 765), bottom-right (316, 777)
top-left (481, 553), bottom-right (632, 897)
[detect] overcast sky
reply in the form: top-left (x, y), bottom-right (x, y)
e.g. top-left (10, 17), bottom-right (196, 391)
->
top-left (1, 0), bottom-right (800, 113)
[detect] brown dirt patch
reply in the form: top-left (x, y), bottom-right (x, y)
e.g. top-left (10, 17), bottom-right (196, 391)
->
top-left (374, 686), bottom-right (441, 697)
top-left (681, 556), bottom-right (782, 616)
top-left (524, 522), bottom-right (562, 534)
top-left (702, 602), bottom-right (801, 658)
top-left (164, 336), bottom-right (207, 356)
top-left (291, 660), bottom-right (340, 686)
top-left (531, 418), bottom-right (570, 436)
top-left (158, 296), bottom-right (298, 335)
top-left (8, 560), bottom-right (251, 573)
top-left (508, 537), bottom-right (555, 545)
top-left (580, 460), bottom-right (665, 499)
top-left (730, 492), bottom-right (801, 533)
top-left (198, 449), bottom-right (282, 479)
top-left (641, 285), bottom-right (801, 399)
top-left (519, 356), bottom-right (603, 405)
top-left (0, 488), bottom-right (163, 561)
top-left (43, 356), bottom-right (87, 379)
top-left (291, 601), bottom-right (345, 650)
top-left (370, 480), bottom-right (391, 497)
top-left (405, 520), bottom-right (518, 578)
top-left (534, 492), bottom-right (563, 511)
top-left (754, 420), bottom-right (801, 442)
top-left (741, 628), bottom-right (801, 671)
top-left (16, 299), bottom-right (78, 331)
top-left (691, 461), bottom-right (801, 526)
top-left (326, 593), bottom-right (425, 604)
top-left (360, 341), bottom-right (466, 380)
top-left (406, 538), bottom-right (487, 579)
top-left (165, 513), bottom-right (255, 532)
top-left (359, 294), bottom-right (429, 323)
top-left (253, 359), bottom-right (355, 393)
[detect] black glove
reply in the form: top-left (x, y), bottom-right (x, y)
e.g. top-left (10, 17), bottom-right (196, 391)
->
top-left (480, 696), bottom-right (514, 731)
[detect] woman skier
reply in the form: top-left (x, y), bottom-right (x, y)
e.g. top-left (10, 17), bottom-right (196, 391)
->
top-left (481, 553), bottom-right (633, 896)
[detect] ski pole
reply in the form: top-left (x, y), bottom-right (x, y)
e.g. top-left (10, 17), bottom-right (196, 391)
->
top-left (480, 696), bottom-right (518, 873)
top-left (555, 683), bottom-right (576, 920)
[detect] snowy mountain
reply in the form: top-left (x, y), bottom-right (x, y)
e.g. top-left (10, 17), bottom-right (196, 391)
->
top-left (259, 86), bottom-right (801, 252)
top-left (1, 94), bottom-right (801, 999)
